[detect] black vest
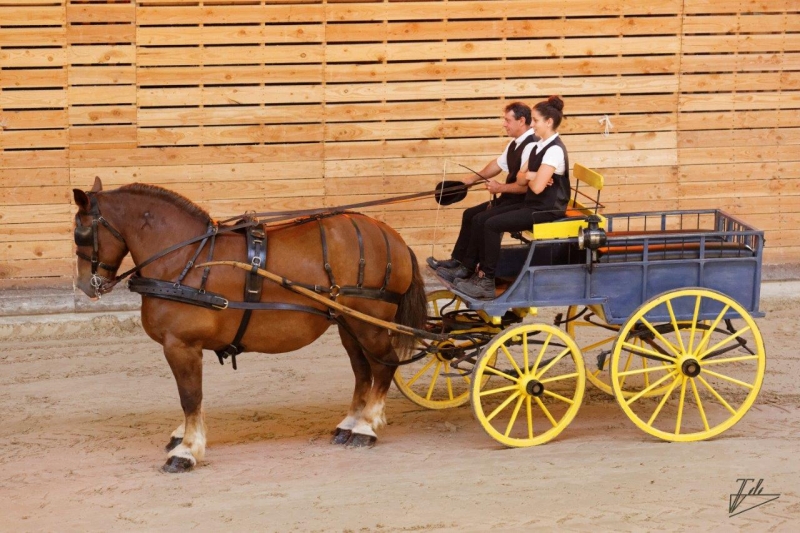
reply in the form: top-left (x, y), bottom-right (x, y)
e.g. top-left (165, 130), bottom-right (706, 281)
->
top-left (524, 136), bottom-right (570, 213)
top-left (497, 134), bottom-right (536, 205)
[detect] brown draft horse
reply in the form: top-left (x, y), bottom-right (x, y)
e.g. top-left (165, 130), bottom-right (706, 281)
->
top-left (72, 178), bottom-right (427, 473)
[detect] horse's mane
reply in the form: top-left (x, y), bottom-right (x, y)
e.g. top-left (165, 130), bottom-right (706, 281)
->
top-left (116, 183), bottom-right (211, 223)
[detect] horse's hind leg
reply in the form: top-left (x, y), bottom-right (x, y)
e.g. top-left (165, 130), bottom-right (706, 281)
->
top-left (161, 337), bottom-right (206, 473)
top-left (338, 323), bottom-right (398, 448)
top-left (333, 324), bottom-right (373, 445)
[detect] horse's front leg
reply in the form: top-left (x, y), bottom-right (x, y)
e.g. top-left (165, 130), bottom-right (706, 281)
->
top-left (161, 336), bottom-right (206, 473)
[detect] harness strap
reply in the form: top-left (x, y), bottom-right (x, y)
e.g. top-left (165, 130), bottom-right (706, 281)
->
top-left (176, 227), bottom-right (212, 285)
top-left (378, 225), bottom-right (392, 292)
top-left (318, 219), bottom-right (337, 294)
top-left (199, 223), bottom-right (217, 292)
top-left (345, 214), bottom-right (366, 288)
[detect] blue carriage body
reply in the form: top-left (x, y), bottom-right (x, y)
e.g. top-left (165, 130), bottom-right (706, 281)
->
top-left (452, 209), bottom-right (765, 324)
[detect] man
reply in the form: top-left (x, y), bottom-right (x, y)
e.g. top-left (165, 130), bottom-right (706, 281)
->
top-left (433, 102), bottom-right (537, 282)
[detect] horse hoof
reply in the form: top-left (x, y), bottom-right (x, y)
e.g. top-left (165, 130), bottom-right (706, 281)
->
top-left (331, 428), bottom-right (352, 445)
top-left (161, 456), bottom-right (194, 474)
top-left (345, 433), bottom-right (377, 448)
top-left (165, 437), bottom-right (183, 453)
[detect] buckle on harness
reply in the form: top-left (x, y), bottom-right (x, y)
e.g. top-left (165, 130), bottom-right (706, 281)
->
top-left (329, 284), bottom-right (341, 299)
top-left (212, 298), bottom-right (229, 310)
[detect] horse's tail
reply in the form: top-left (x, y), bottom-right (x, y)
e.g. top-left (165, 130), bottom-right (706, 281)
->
top-left (392, 247), bottom-right (427, 358)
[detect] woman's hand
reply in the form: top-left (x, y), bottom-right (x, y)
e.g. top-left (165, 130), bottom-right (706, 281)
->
top-left (486, 180), bottom-right (504, 194)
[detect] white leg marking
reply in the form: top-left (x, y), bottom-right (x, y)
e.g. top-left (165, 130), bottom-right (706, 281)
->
top-left (167, 444), bottom-right (197, 465)
top-left (337, 415), bottom-right (358, 431)
top-left (351, 421), bottom-right (377, 438)
top-left (362, 400), bottom-right (387, 431)
top-left (170, 423), bottom-right (185, 439)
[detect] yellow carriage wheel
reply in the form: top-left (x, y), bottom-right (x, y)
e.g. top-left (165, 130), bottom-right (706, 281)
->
top-left (471, 323), bottom-right (585, 447)
top-left (394, 290), bottom-right (497, 409)
top-left (610, 288), bottom-right (765, 442)
top-left (565, 306), bottom-right (673, 399)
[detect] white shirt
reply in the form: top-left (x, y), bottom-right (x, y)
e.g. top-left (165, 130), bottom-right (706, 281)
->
top-left (533, 132), bottom-right (566, 175)
top-left (496, 128), bottom-right (535, 172)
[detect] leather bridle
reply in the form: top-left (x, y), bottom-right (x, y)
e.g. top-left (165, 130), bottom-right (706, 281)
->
top-left (74, 194), bottom-right (126, 297)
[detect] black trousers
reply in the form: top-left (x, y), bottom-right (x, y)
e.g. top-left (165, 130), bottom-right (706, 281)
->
top-left (462, 203), bottom-right (561, 278)
top-left (450, 201), bottom-right (492, 264)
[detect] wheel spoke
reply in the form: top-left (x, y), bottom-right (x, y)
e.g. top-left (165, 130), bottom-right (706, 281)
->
top-left (425, 361), bottom-right (442, 400)
top-left (616, 363), bottom-right (675, 378)
top-left (696, 375), bottom-right (737, 415)
top-left (666, 299), bottom-right (686, 354)
top-left (522, 332), bottom-right (529, 375)
top-left (406, 356), bottom-right (436, 386)
top-left (486, 391), bottom-right (521, 422)
top-left (483, 365), bottom-right (518, 382)
top-left (646, 375), bottom-right (682, 426)
top-left (539, 372), bottom-right (579, 384)
top-left (479, 384), bottom-right (519, 397)
top-left (445, 371), bottom-right (454, 401)
top-left (618, 343), bottom-right (635, 389)
top-left (639, 316), bottom-right (682, 358)
top-left (621, 341), bottom-right (675, 362)
top-left (525, 396), bottom-right (534, 439)
top-left (532, 332), bottom-right (553, 374)
top-left (687, 295), bottom-right (702, 355)
top-left (702, 368), bottom-right (754, 390)
top-left (504, 395), bottom-right (525, 437)
top-left (534, 396), bottom-right (558, 426)
top-left (578, 335), bottom-right (619, 353)
top-left (675, 376), bottom-right (688, 435)
top-left (690, 378), bottom-right (710, 431)
top-left (535, 347), bottom-right (570, 379)
top-left (625, 370), bottom-right (679, 405)
top-left (698, 326), bottom-right (752, 360)
top-left (542, 389), bottom-right (574, 405)
top-left (701, 355), bottom-right (759, 366)
top-left (692, 304), bottom-right (730, 357)
top-left (501, 344), bottom-right (523, 377)
top-left (432, 300), bottom-right (440, 316)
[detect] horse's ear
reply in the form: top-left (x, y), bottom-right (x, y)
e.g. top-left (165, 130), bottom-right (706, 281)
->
top-left (90, 176), bottom-right (103, 192)
top-left (73, 189), bottom-right (90, 211)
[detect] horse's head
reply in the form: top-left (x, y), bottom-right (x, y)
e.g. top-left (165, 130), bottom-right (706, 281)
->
top-left (72, 177), bottom-right (129, 298)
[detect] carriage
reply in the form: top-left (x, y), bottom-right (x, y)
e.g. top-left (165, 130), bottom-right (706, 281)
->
top-left (72, 168), bottom-right (766, 471)
top-left (396, 164), bottom-right (766, 447)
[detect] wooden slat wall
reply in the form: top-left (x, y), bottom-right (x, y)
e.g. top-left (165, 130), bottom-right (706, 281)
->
top-left (1, 0), bottom-right (798, 288)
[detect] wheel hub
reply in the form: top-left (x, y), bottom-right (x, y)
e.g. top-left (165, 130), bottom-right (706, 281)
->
top-left (681, 358), bottom-right (701, 377)
top-left (525, 380), bottom-right (545, 397)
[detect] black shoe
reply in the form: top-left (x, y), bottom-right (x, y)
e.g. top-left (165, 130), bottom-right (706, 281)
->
top-left (427, 257), bottom-right (461, 270)
top-left (455, 274), bottom-right (495, 299)
top-left (437, 264), bottom-right (471, 283)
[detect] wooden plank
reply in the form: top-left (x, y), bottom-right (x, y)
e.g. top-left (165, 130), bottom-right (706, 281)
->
top-left (0, 27), bottom-right (64, 46)
top-left (69, 44), bottom-right (135, 65)
top-left (0, 6), bottom-right (65, 26)
top-left (136, 44), bottom-right (324, 67)
top-left (681, 53), bottom-right (798, 74)
top-left (67, 24), bottom-right (137, 45)
top-left (137, 64), bottom-right (322, 86)
top-left (69, 85), bottom-right (136, 105)
top-left (136, 123), bottom-right (324, 146)
top-left (137, 85), bottom-right (323, 107)
top-left (70, 125), bottom-right (137, 145)
top-left (0, 68), bottom-right (67, 89)
top-left (66, 4), bottom-right (135, 24)
top-left (137, 104), bottom-right (322, 127)
top-left (136, 24), bottom-right (323, 46)
top-left (0, 185), bottom-right (69, 206)
top-left (678, 128), bottom-right (779, 149)
top-left (0, 129), bottom-right (67, 149)
top-left (683, 0), bottom-right (789, 14)
top-left (135, 4), bottom-right (325, 25)
top-left (0, 167), bottom-right (68, 188)
top-left (679, 92), bottom-right (783, 112)
top-left (682, 35), bottom-right (797, 55)
top-left (69, 65), bottom-right (136, 86)
top-left (69, 105), bottom-right (136, 126)
top-left (0, 259), bottom-right (73, 284)
top-left (681, 72), bottom-right (781, 93)
top-left (678, 162), bottom-right (780, 183)
top-left (0, 89), bottom-right (66, 109)
top-left (70, 160), bottom-right (323, 186)
top-left (0, 203), bottom-right (71, 224)
top-left (0, 222), bottom-right (70, 243)
top-left (0, 48), bottom-right (66, 68)
top-left (69, 144), bottom-right (324, 168)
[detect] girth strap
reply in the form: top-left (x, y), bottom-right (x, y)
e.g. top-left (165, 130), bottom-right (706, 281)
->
top-left (345, 214), bottom-right (366, 288)
top-left (216, 223), bottom-right (268, 370)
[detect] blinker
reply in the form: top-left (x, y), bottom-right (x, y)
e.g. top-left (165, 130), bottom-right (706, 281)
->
top-left (74, 224), bottom-right (94, 247)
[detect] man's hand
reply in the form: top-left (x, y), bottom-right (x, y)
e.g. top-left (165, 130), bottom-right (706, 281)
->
top-left (547, 177), bottom-right (554, 187)
top-left (486, 180), bottom-right (504, 195)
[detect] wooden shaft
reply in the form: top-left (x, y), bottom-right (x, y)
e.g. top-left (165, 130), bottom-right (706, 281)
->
top-left (196, 260), bottom-right (448, 341)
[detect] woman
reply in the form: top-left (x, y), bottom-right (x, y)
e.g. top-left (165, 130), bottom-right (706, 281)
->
top-left (456, 96), bottom-right (569, 299)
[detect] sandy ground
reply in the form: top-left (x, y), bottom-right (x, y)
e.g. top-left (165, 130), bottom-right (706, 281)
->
top-left (1, 290), bottom-right (799, 532)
